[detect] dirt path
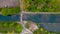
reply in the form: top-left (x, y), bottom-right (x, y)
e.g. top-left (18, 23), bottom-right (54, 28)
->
top-left (0, 0), bottom-right (19, 8)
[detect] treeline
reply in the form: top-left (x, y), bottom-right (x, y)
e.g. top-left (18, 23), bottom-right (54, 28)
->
top-left (22, 0), bottom-right (60, 12)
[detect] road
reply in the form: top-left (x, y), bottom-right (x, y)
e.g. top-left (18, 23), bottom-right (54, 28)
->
top-left (19, 12), bottom-right (33, 34)
top-left (20, 0), bottom-right (33, 34)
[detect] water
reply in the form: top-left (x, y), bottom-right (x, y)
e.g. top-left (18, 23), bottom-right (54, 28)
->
top-left (40, 23), bottom-right (60, 32)
top-left (23, 14), bottom-right (60, 23)
top-left (22, 14), bottom-right (60, 32)
top-left (0, 14), bottom-right (60, 32)
top-left (0, 14), bottom-right (60, 23)
top-left (0, 14), bottom-right (20, 21)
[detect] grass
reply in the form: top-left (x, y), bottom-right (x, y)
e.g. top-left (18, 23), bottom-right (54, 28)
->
top-left (33, 23), bottom-right (60, 34)
top-left (0, 21), bottom-right (22, 33)
top-left (25, 21), bottom-right (60, 34)
top-left (1, 6), bottom-right (20, 16)
top-left (0, 0), bottom-right (20, 16)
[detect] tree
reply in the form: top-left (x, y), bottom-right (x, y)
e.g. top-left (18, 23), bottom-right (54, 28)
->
top-left (22, 0), bottom-right (60, 12)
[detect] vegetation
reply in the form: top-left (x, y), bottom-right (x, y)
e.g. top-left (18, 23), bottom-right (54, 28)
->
top-left (33, 23), bottom-right (60, 34)
top-left (26, 21), bottom-right (57, 34)
top-left (33, 23), bottom-right (55, 34)
top-left (25, 21), bottom-right (30, 29)
top-left (0, 0), bottom-right (20, 16)
top-left (22, 0), bottom-right (60, 12)
top-left (0, 7), bottom-right (20, 16)
top-left (25, 22), bottom-right (60, 34)
top-left (0, 21), bottom-right (22, 33)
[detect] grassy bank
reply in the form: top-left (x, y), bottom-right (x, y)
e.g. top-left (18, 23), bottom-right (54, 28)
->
top-left (25, 21), bottom-right (60, 34)
top-left (0, 21), bottom-right (22, 33)
top-left (0, 6), bottom-right (20, 16)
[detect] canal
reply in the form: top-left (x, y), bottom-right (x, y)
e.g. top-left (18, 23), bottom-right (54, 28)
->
top-left (0, 14), bottom-right (60, 32)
